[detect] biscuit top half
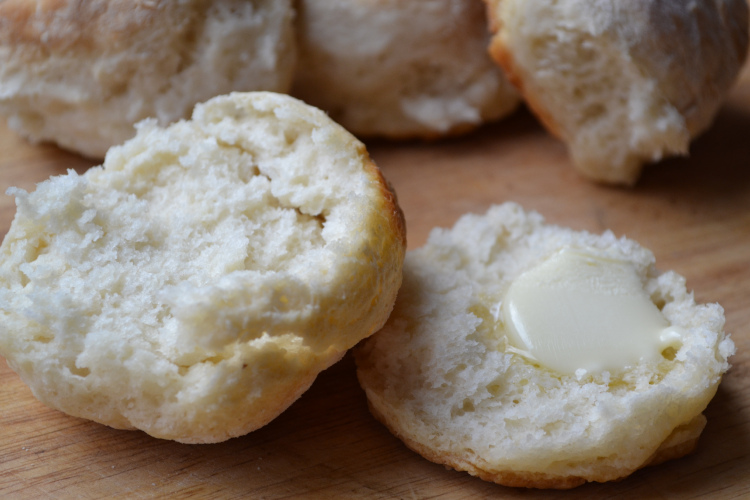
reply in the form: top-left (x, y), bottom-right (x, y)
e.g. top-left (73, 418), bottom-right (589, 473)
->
top-left (0, 92), bottom-right (405, 442)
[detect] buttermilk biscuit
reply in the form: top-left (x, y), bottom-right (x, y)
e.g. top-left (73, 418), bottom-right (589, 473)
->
top-left (355, 203), bottom-right (733, 488)
top-left (292, 0), bottom-right (520, 139)
top-left (484, 0), bottom-right (749, 185)
top-left (0, 92), bottom-right (406, 444)
top-left (0, 0), bottom-right (296, 158)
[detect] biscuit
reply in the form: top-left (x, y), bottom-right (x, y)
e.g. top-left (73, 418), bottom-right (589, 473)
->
top-left (292, 0), bottom-right (520, 139)
top-left (0, 0), bottom-right (296, 158)
top-left (484, 0), bottom-right (749, 185)
top-left (355, 203), bottom-right (733, 488)
top-left (0, 92), bottom-right (406, 443)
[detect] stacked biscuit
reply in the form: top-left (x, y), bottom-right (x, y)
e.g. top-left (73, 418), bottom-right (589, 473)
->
top-left (0, 0), bottom-right (742, 490)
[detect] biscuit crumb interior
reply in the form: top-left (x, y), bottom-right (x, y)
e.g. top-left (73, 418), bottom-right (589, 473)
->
top-left (0, 93), bottom-right (403, 442)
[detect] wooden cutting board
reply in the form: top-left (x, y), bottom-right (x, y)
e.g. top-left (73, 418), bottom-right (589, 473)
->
top-left (1, 66), bottom-right (749, 499)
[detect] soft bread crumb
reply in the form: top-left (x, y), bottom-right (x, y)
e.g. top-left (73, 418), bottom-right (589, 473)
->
top-left (355, 202), bottom-right (733, 488)
top-left (0, 92), bottom-right (406, 444)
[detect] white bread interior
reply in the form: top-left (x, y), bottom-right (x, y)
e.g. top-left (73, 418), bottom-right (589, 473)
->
top-left (356, 202), bottom-right (733, 488)
top-left (0, 92), bottom-right (406, 443)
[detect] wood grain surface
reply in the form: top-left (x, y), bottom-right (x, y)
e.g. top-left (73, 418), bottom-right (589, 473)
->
top-left (1, 67), bottom-right (749, 499)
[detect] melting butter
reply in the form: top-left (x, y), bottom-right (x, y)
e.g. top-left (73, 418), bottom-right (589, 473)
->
top-left (501, 248), bottom-right (683, 375)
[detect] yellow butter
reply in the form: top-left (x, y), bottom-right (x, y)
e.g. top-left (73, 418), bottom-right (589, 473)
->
top-left (501, 248), bottom-right (683, 375)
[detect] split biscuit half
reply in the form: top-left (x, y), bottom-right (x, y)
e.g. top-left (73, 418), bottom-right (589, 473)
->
top-left (0, 92), bottom-right (406, 444)
top-left (356, 202), bottom-right (733, 488)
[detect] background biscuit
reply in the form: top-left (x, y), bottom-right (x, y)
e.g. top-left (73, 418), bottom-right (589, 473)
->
top-left (0, 0), bottom-right (296, 158)
top-left (484, 0), bottom-right (749, 184)
top-left (292, 0), bottom-right (520, 139)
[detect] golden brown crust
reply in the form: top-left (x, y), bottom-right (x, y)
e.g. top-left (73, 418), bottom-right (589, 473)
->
top-left (487, 31), bottom-right (565, 142)
top-left (363, 156), bottom-right (407, 250)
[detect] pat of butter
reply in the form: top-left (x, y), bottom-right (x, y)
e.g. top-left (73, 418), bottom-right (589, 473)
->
top-left (501, 248), bottom-right (683, 375)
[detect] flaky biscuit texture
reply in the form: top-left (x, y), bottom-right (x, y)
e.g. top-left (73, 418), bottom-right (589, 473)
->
top-left (292, 0), bottom-right (520, 139)
top-left (0, 92), bottom-right (406, 443)
top-left (485, 0), bottom-right (749, 184)
top-left (0, 0), bottom-right (296, 158)
top-left (356, 203), bottom-right (733, 488)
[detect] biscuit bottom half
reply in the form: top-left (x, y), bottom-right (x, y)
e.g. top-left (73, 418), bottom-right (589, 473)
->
top-left (355, 202), bottom-right (733, 488)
